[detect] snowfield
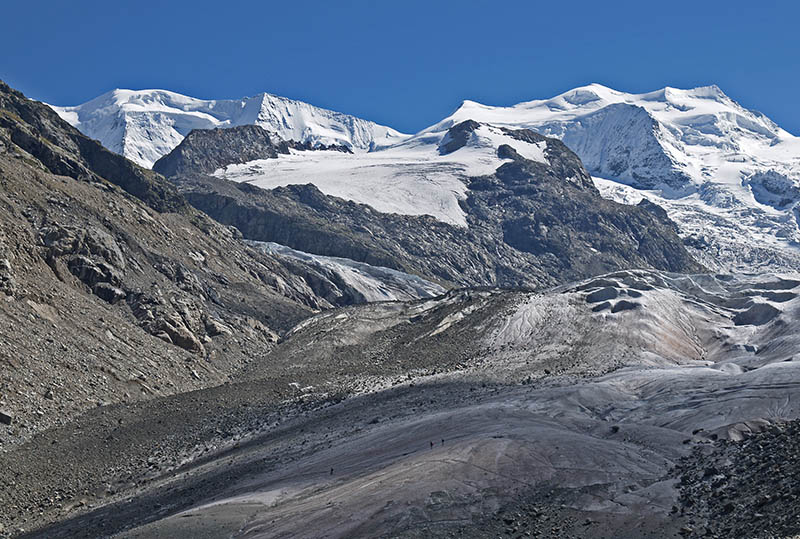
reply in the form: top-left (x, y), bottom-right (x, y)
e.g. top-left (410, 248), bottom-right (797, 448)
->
top-left (215, 123), bottom-right (551, 226)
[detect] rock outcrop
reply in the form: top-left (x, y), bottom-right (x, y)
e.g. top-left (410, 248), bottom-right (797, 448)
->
top-left (152, 124), bottom-right (351, 178)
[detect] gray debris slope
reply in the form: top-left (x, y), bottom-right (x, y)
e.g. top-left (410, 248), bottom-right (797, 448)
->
top-left (674, 420), bottom-right (800, 538)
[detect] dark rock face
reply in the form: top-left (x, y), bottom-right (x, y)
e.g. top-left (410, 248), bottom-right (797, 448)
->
top-left (152, 124), bottom-right (350, 177)
top-left (162, 123), bottom-right (702, 289)
top-left (637, 198), bottom-right (674, 226)
top-left (483, 134), bottom-right (696, 277)
top-left (152, 125), bottom-right (285, 177)
top-left (439, 119), bottom-right (481, 154)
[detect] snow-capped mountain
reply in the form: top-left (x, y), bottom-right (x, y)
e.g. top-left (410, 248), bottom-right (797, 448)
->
top-left (51, 83), bottom-right (800, 272)
top-left (211, 84), bottom-right (800, 272)
top-left (50, 89), bottom-right (408, 167)
top-left (432, 84), bottom-right (800, 193)
top-left (426, 84), bottom-right (800, 271)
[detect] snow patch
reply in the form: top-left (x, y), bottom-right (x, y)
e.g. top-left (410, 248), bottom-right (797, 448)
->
top-left (251, 241), bottom-right (445, 303)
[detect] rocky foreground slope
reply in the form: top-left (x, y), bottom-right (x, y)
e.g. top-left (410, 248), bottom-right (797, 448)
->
top-left (0, 81), bottom-right (363, 446)
top-left (4, 270), bottom-right (799, 538)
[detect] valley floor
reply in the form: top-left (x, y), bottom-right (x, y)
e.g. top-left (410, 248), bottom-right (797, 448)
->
top-left (4, 270), bottom-right (800, 538)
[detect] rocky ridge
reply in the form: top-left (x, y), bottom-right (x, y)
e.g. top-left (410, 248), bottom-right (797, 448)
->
top-left (0, 81), bottom-right (340, 446)
top-left (50, 89), bottom-right (407, 167)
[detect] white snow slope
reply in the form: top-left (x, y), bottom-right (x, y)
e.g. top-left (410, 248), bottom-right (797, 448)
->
top-left (215, 123), bottom-right (553, 226)
top-left (50, 89), bottom-right (408, 168)
top-left (427, 84), bottom-right (800, 272)
top-left (250, 241), bottom-right (445, 303)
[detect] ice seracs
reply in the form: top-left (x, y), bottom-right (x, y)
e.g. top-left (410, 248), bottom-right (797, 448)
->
top-left (50, 89), bottom-right (409, 168)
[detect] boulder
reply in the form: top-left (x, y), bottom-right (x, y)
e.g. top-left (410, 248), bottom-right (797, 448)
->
top-left (93, 283), bottom-right (127, 304)
top-left (158, 314), bottom-right (203, 353)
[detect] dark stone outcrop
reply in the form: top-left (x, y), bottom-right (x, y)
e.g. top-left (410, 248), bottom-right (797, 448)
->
top-left (153, 125), bottom-right (286, 177)
top-left (439, 119), bottom-right (481, 154)
top-left (153, 124), bottom-right (350, 177)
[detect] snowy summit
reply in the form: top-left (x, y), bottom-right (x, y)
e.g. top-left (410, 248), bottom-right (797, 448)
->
top-left (51, 89), bottom-right (409, 168)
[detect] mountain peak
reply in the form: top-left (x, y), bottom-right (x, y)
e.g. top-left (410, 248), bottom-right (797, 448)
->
top-left (414, 82), bottom-right (800, 271)
top-left (452, 99), bottom-right (494, 116)
top-left (643, 84), bottom-right (729, 104)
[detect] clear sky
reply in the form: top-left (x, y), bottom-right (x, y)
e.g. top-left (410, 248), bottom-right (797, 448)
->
top-left (3, 0), bottom-right (799, 134)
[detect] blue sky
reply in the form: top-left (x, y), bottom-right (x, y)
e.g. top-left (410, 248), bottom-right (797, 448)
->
top-left (4, 0), bottom-right (799, 134)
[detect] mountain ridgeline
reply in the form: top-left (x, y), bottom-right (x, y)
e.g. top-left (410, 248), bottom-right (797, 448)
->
top-left (54, 83), bottom-right (800, 273)
top-left (0, 81), bottom-right (381, 446)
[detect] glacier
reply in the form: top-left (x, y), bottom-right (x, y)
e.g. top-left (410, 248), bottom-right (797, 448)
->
top-left (213, 122), bottom-right (552, 227)
top-left (249, 241), bottom-right (445, 303)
